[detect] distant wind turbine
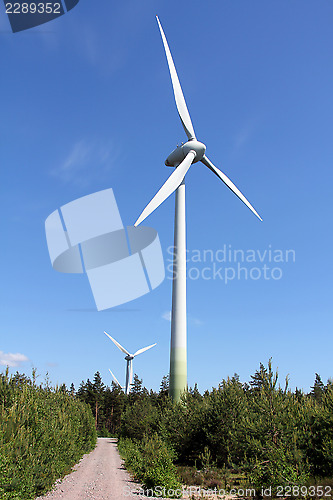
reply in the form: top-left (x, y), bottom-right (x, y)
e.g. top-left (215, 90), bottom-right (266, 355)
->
top-left (104, 331), bottom-right (156, 395)
top-left (135, 16), bottom-right (262, 402)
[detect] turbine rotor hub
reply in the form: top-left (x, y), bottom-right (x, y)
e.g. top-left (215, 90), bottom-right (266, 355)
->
top-left (183, 140), bottom-right (206, 163)
top-left (165, 139), bottom-right (206, 167)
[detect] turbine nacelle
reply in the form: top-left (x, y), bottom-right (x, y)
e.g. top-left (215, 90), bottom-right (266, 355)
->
top-left (165, 140), bottom-right (206, 167)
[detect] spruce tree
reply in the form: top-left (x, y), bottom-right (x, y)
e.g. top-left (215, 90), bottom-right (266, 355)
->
top-left (310, 373), bottom-right (325, 402)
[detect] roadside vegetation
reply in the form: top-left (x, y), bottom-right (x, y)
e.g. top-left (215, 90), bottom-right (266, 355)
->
top-left (118, 434), bottom-right (182, 496)
top-left (77, 360), bottom-right (333, 498)
top-left (0, 368), bottom-right (96, 500)
top-left (1, 360), bottom-right (332, 499)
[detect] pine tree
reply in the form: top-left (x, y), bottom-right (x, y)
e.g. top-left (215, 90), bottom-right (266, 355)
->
top-left (310, 373), bottom-right (325, 403)
top-left (250, 362), bottom-right (268, 392)
top-left (93, 371), bottom-right (105, 394)
top-left (159, 375), bottom-right (169, 396)
top-left (131, 374), bottom-right (143, 395)
top-left (92, 372), bottom-right (106, 430)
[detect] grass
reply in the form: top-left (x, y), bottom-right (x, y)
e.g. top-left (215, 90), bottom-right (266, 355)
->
top-left (178, 465), bottom-right (333, 500)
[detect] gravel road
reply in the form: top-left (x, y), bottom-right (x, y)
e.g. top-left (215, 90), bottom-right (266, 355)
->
top-left (36, 437), bottom-right (146, 500)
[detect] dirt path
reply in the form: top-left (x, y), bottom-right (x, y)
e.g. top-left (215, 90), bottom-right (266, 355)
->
top-left (36, 437), bottom-right (145, 500)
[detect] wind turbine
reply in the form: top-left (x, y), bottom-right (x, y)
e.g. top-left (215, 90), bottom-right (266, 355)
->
top-left (104, 331), bottom-right (156, 395)
top-left (135, 17), bottom-right (262, 402)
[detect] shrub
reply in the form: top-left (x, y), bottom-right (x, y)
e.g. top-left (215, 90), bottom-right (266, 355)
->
top-left (119, 434), bottom-right (182, 497)
top-left (0, 370), bottom-right (97, 499)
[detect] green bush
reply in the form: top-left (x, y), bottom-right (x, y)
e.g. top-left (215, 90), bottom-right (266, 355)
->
top-left (118, 437), bottom-right (143, 473)
top-left (0, 370), bottom-right (97, 499)
top-left (118, 434), bottom-right (182, 497)
top-left (248, 445), bottom-right (310, 491)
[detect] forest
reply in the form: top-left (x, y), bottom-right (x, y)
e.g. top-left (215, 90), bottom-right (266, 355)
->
top-left (76, 360), bottom-right (333, 496)
top-left (0, 360), bottom-right (332, 499)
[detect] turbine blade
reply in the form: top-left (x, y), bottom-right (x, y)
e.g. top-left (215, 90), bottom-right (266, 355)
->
top-left (133, 343), bottom-right (157, 357)
top-left (109, 369), bottom-right (123, 389)
top-left (201, 156), bottom-right (263, 221)
top-left (134, 151), bottom-right (196, 226)
top-left (156, 16), bottom-right (196, 140)
top-left (104, 331), bottom-right (130, 356)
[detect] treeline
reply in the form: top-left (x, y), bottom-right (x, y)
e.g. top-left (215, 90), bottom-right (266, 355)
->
top-left (0, 368), bottom-right (96, 500)
top-left (76, 361), bottom-right (333, 492)
top-left (1, 362), bottom-right (331, 498)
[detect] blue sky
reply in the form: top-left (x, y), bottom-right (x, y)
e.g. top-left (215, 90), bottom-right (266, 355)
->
top-left (1, 0), bottom-right (332, 393)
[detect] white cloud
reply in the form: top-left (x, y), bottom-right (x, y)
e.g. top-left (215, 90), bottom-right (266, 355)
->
top-left (51, 139), bottom-right (120, 187)
top-left (59, 140), bottom-right (91, 174)
top-left (232, 114), bottom-right (263, 154)
top-left (162, 311), bottom-right (171, 322)
top-left (189, 316), bottom-right (204, 327)
top-left (234, 126), bottom-right (252, 150)
top-left (0, 351), bottom-right (29, 367)
top-left (45, 362), bottom-right (58, 368)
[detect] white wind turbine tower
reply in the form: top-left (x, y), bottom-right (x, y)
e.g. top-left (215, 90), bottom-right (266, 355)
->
top-left (135, 17), bottom-right (262, 402)
top-left (104, 331), bottom-right (156, 395)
